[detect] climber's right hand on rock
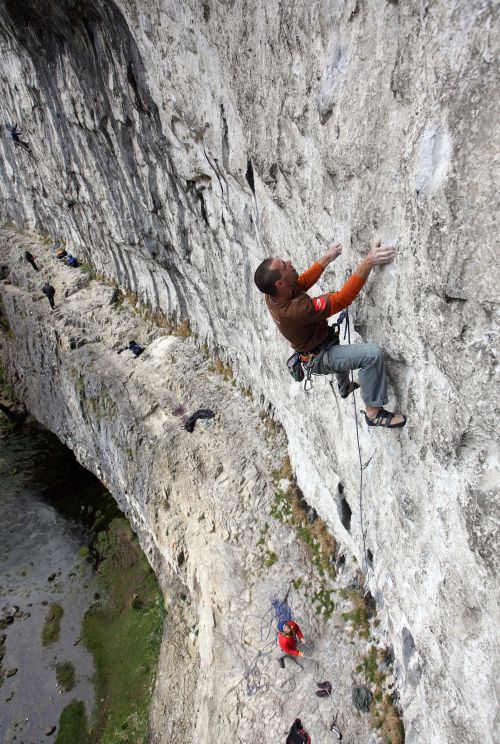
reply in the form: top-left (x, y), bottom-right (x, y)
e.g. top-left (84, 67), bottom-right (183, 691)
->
top-left (367, 239), bottom-right (396, 267)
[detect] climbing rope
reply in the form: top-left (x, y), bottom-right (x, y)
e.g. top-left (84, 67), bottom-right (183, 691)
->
top-left (238, 587), bottom-right (297, 697)
top-left (330, 270), bottom-right (371, 578)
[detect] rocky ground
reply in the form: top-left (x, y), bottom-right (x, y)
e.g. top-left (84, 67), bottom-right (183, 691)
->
top-left (0, 227), bottom-right (404, 743)
top-left (0, 3), bottom-right (498, 742)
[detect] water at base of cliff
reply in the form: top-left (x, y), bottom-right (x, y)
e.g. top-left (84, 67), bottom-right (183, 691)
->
top-left (0, 418), bottom-right (113, 743)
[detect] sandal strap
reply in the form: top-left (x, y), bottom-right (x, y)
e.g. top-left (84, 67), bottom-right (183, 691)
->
top-left (374, 408), bottom-right (394, 425)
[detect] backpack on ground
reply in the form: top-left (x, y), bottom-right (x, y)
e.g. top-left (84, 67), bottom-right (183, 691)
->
top-left (286, 718), bottom-right (311, 744)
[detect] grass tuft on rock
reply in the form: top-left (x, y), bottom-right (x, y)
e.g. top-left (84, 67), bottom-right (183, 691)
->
top-left (55, 661), bottom-right (76, 692)
top-left (371, 694), bottom-right (405, 744)
top-left (341, 587), bottom-right (376, 639)
top-left (42, 603), bottom-right (64, 646)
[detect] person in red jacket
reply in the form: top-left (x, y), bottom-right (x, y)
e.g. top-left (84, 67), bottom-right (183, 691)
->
top-left (277, 620), bottom-right (306, 667)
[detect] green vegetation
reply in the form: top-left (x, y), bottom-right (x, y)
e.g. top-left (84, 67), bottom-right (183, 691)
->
top-left (0, 303), bottom-right (11, 334)
top-left (80, 517), bottom-right (165, 744)
top-left (0, 362), bottom-right (15, 399)
top-left (255, 524), bottom-right (278, 570)
top-left (256, 522), bottom-right (270, 546)
top-left (258, 409), bottom-right (284, 438)
top-left (360, 646), bottom-right (386, 686)
top-left (80, 262), bottom-right (97, 280)
top-left (264, 551), bottom-right (278, 568)
top-left (269, 487), bottom-right (292, 522)
top-left (372, 693), bottom-right (405, 744)
top-left (42, 603), bottom-right (64, 646)
top-left (353, 644), bottom-right (404, 744)
top-left (208, 357), bottom-right (234, 381)
top-left (267, 457), bottom-right (340, 620)
top-left (56, 661), bottom-right (76, 692)
top-left (311, 588), bottom-right (335, 619)
top-left (55, 700), bottom-right (88, 744)
top-left (341, 587), bottom-right (376, 639)
top-left (269, 475), bottom-right (336, 578)
top-left (0, 633), bottom-right (6, 687)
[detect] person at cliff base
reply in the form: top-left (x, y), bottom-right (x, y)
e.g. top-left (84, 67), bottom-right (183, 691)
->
top-left (42, 283), bottom-right (56, 309)
top-left (277, 620), bottom-right (306, 667)
top-left (24, 250), bottom-right (39, 271)
top-left (286, 718), bottom-right (311, 744)
top-left (117, 340), bottom-right (144, 358)
top-left (65, 254), bottom-right (79, 268)
top-left (253, 240), bottom-right (406, 429)
top-left (9, 123), bottom-right (31, 153)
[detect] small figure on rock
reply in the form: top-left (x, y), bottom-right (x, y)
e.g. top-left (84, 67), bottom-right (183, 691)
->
top-left (117, 340), bottom-right (144, 358)
top-left (56, 248), bottom-right (67, 260)
top-left (254, 241), bottom-right (406, 429)
top-left (42, 283), bottom-right (56, 310)
top-left (183, 409), bottom-right (215, 432)
top-left (65, 253), bottom-right (79, 268)
top-left (24, 250), bottom-right (39, 271)
top-left (286, 718), bottom-right (311, 744)
top-left (277, 619), bottom-right (306, 667)
top-left (9, 123), bottom-right (31, 153)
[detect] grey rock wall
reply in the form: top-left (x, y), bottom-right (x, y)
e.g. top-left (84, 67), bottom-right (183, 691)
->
top-left (0, 231), bottom-right (384, 744)
top-left (0, 2), bottom-right (498, 743)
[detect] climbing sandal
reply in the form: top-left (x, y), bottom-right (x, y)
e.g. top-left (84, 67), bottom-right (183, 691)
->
top-left (339, 381), bottom-right (360, 399)
top-left (362, 408), bottom-right (407, 429)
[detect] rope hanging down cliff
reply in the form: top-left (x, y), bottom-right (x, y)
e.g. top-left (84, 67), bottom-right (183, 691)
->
top-left (334, 295), bottom-right (370, 578)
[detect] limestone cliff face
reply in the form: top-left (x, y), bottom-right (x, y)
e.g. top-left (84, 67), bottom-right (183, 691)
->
top-left (0, 2), bottom-right (498, 743)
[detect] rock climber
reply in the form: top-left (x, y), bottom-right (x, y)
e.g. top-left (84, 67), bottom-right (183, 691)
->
top-left (117, 340), bottom-right (144, 358)
top-left (9, 123), bottom-right (31, 153)
top-left (254, 241), bottom-right (406, 429)
top-left (42, 283), bottom-right (56, 310)
top-left (277, 619), bottom-right (306, 667)
top-left (24, 251), bottom-right (39, 271)
top-left (65, 254), bottom-right (79, 268)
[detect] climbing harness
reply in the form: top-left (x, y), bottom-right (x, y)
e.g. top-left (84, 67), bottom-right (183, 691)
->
top-left (299, 321), bottom-right (343, 394)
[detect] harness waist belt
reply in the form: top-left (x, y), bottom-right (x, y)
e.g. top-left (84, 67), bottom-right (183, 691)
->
top-left (299, 324), bottom-right (341, 362)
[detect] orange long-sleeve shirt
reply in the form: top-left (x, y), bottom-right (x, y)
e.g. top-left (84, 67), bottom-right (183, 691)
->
top-left (265, 261), bottom-right (366, 352)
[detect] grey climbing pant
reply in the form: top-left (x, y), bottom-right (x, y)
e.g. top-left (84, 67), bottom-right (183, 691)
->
top-left (312, 342), bottom-right (388, 408)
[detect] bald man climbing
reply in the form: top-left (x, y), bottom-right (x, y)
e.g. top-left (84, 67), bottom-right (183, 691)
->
top-left (254, 241), bottom-right (406, 429)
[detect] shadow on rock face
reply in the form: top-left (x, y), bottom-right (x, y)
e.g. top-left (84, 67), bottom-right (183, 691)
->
top-left (0, 0), bottom-right (188, 295)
